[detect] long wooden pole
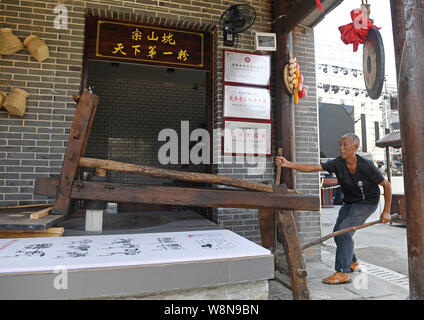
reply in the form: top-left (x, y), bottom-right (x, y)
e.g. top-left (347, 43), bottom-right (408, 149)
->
top-left (79, 157), bottom-right (274, 193)
top-left (390, 0), bottom-right (424, 300)
top-left (302, 214), bottom-right (400, 250)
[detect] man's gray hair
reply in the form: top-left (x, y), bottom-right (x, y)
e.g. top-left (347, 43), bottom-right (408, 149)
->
top-left (342, 133), bottom-right (360, 146)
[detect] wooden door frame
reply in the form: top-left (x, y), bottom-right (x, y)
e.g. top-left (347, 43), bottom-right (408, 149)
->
top-left (80, 14), bottom-right (216, 175)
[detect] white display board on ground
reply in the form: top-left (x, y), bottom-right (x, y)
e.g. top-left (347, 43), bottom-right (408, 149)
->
top-left (0, 229), bottom-right (271, 274)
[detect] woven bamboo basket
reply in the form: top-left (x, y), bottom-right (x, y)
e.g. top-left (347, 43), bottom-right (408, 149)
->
top-left (23, 35), bottom-right (49, 62)
top-left (0, 91), bottom-right (7, 107)
top-left (2, 88), bottom-right (29, 117)
top-left (0, 28), bottom-right (24, 55)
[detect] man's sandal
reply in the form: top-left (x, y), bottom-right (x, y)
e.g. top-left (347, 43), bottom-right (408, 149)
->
top-left (322, 272), bottom-right (352, 285)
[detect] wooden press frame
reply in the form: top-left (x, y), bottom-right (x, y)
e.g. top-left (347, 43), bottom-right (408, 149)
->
top-left (33, 14), bottom-right (321, 300)
top-left (34, 92), bottom-right (320, 300)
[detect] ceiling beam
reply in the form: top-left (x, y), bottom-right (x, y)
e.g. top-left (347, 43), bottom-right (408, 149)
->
top-left (283, 0), bottom-right (344, 33)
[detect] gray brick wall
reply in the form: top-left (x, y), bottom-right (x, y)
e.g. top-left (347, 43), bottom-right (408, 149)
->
top-left (85, 77), bottom-right (208, 185)
top-left (0, 0), bottom-right (321, 255)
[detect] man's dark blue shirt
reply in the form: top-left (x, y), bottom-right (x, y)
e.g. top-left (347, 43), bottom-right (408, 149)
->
top-left (321, 154), bottom-right (384, 205)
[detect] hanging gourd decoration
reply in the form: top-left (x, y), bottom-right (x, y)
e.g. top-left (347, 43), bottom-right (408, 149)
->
top-left (0, 28), bottom-right (24, 55)
top-left (23, 34), bottom-right (50, 62)
top-left (283, 54), bottom-right (307, 105)
top-left (2, 88), bottom-right (29, 117)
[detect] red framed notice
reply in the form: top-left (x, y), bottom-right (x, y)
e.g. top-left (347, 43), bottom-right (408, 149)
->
top-left (222, 120), bottom-right (272, 156)
top-left (223, 50), bottom-right (271, 87)
top-left (223, 85), bottom-right (271, 120)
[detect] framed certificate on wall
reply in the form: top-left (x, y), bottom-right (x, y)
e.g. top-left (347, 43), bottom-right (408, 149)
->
top-left (223, 50), bottom-right (271, 87)
top-left (223, 85), bottom-right (271, 120)
top-left (222, 120), bottom-right (272, 156)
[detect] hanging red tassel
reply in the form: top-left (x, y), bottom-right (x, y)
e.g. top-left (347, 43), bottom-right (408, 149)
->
top-left (316, 0), bottom-right (323, 11)
top-left (338, 9), bottom-right (380, 52)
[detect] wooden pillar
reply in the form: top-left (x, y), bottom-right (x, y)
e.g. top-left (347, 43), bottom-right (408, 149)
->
top-left (273, 0), bottom-right (296, 189)
top-left (386, 146), bottom-right (391, 183)
top-left (390, 0), bottom-right (424, 300)
top-left (52, 93), bottom-right (99, 215)
top-left (271, 0), bottom-right (308, 300)
top-left (277, 210), bottom-right (310, 300)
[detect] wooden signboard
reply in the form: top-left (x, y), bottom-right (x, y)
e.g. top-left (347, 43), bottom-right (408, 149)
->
top-left (85, 16), bottom-right (211, 70)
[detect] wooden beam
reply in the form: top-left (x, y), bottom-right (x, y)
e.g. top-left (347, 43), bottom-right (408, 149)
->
top-left (277, 210), bottom-right (310, 300)
top-left (72, 181), bottom-right (320, 210)
top-left (283, 0), bottom-right (343, 32)
top-left (284, 0), bottom-right (318, 32)
top-left (30, 207), bottom-right (53, 220)
top-left (0, 204), bottom-right (52, 211)
top-left (34, 177), bottom-right (58, 198)
top-left (258, 208), bottom-right (275, 249)
top-left (79, 157), bottom-right (274, 193)
top-left (52, 93), bottom-right (99, 216)
top-left (34, 178), bottom-right (321, 211)
top-left (390, 0), bottom-right (424, 300)
top-left (0, 227), bottom-right (64, 238)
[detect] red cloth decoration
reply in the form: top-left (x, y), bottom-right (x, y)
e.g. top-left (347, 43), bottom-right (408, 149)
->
top-left (338, 9), bottom-right (380, 52)
top-left (316, 0), bottom-right (322, 11)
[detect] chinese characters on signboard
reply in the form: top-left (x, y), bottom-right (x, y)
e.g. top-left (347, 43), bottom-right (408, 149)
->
top-left (96, 20), bottom-right (204, 67)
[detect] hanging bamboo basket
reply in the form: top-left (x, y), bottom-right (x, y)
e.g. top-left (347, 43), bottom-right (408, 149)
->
top-left (0, 91), bottom-right (7, 107)
top-left (23, 35), bottom-right (49, 62)
top-left (0, 28), bottom-right (24, 55)
top-left (2, 88), bottom-right (29, 117)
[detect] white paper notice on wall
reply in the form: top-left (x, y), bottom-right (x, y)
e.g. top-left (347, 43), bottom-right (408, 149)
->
top-left (0, 229), bottom-right (270, 274)
top-left (224, 51), bottom-right (271, 86)
top-left (223, 120), bottom-right (272, 156)
top-left (224, 85), bottom-right (271, 120)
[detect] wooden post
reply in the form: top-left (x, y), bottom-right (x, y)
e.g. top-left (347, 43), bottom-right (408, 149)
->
top-left (258, 208), bottom-right (275, 249)
top-left (52, 93), bottom-right (99, 215)
top-left (390, 0), bottom-right (424, 300)
top-left (277, 210), bottom-right (310, 300)
top-left (259, 148), bottom-right (283, 249)
top-left (386, 146), bottom-right (391, 183)
top-left (273, 0), bottom-right (296, 190)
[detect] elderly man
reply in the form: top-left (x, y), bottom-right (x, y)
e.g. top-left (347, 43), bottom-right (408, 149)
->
top-left (275, 133), bottom-right (392, 284)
